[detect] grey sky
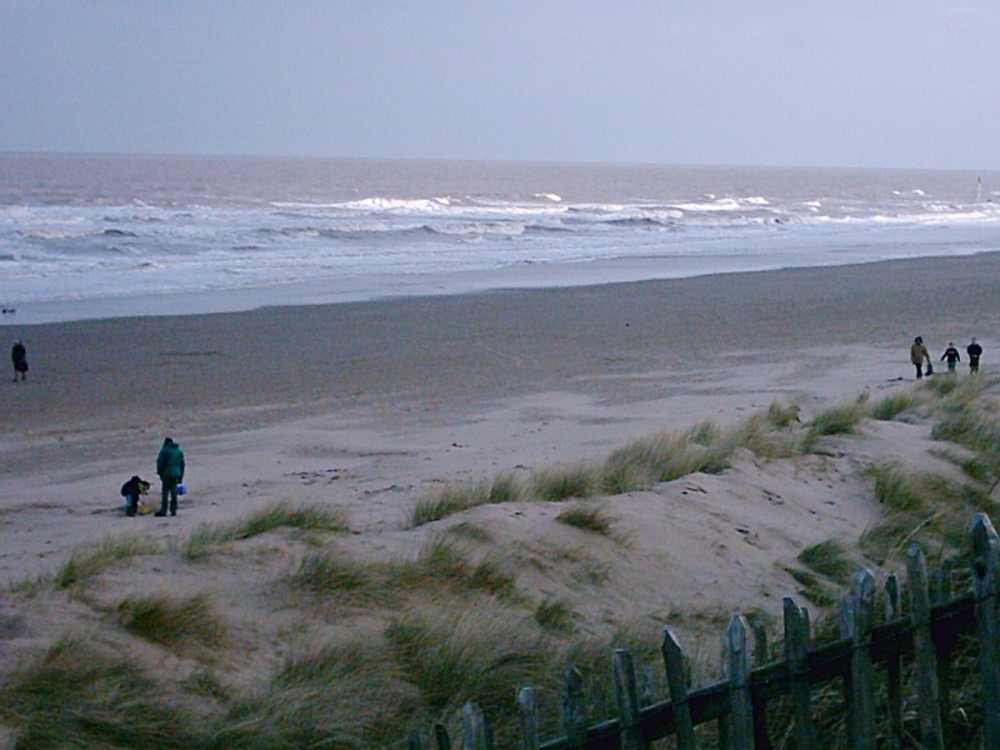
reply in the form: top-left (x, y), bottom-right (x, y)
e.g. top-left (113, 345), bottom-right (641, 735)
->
top-left (3, 1), bottom-right (998, 169)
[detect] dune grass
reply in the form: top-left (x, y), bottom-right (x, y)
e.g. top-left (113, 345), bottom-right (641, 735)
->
top-left (0, 636), bottom-right (215, 748)
top-left (178, 500), bottom-right (349, 559)
top-left (809, 394), bottom-right (869, 437)
top-left (56, 533), bottom-right (161, 588)
top-left (410, 473), bottom-right (522, 528)
top-left (555, 503), bottom-right (618, 536)
top-left (796, 538), bottom-right (852, 585)
top-left (116, 591), bottom-right (230, 651)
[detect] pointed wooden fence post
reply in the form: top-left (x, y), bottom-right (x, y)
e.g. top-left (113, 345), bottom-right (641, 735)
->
top-left (562, 667), bottom-right (588, 749)
top-left (462, 701), bottom-right (491, 750)
top-left (906, 543), bottom-right (945, 750)
top-left (749, 619), bottom-right (772, 750)
top-left (970, 513), bottom-right (1000, 750)
top-left (844, 568), bottom-right (876, 750)
top-left (884, 573), bottom-right (903, 750)
top-left (726, 615), bottom-right (753, 750)
top-left (662, 629), bottom-right (697, 750)
top-left (518, 687), bottom-right (539, 750)
top-left (783, 596), bottom-right (816, 749)
top-left (434, 722), bottom-right (451, 750)
top-left (612, 648), bottom-right (645, 750)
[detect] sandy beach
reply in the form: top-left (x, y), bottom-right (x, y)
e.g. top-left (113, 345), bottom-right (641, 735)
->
top-left (3, 253), bottom-right (1000, 576)
top-left (1, 253), bottom-right (999, 743)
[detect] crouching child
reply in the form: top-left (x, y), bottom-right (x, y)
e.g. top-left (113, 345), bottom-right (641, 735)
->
top-left (121, 475), bottom-right (151, 517)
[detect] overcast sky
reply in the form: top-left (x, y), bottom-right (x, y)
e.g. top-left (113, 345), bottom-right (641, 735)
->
top-left (3, 1), bottom-right (999, 170)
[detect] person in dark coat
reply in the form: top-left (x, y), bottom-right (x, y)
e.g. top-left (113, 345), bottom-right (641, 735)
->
top-left (941, 342), bottom-right (961, 374)
top-left (155, 437), bottom-right (185, 517)
top-left (11, 339), bottom-right (27, 382)
top-left (120, 475), bottom-right (150, 517)
top-left (967, 338), bottom-right (983, 373)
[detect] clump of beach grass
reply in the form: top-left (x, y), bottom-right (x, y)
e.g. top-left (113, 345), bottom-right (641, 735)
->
top-left (410, 472), bottom-right (523, 527)
top-left (116, 591), bottom-right (229, 651)
top-left (796, 539), bottom-right (852, 584)
top-left (869, 391), bottom-right (923, 421)
top-left (0, 635), bottom-right (214, 748)
top-left (534, 598), bottom-right (577, 633)
top-left (218, 628), bottom-right (421, 749)
top-left (601, 424), bottom-right (735, 494)
top-left (531, 463), bottom-right (603, 502)
top-left (859, 464), bottom-right (986, 563)
top-left (739, 400), bottom-right (810, 459)
top-left (556, 503), bottom-right (617, 536)
top-left (56, 533), bottom-right (161, 588)
top-left (385, 596), bottom-right (557, 744)
top-left (809, 393), bottom-right (869, 437)
top-left (178, 500), bottom-right (349, 559)
top-left (389, 537), bottom-right (517, 599)
top-left (287, 549), bottom-right (385, 604)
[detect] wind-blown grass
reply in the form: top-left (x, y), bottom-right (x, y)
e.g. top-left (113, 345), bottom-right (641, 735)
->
top-left (556, 503), bottom-right (617, 536)
top-left (411, 473), bottom-right (522, 527)
top-left (0, 636), bottom-right (214, 748)
top-left (56, 533), bottom-right (161, 588)
top-left (809, 394), bottom-right (869, 437)
top-left (796, 539), bottom-right (852, 584)
top-left (117, 591), bottom-right (229, 651)
top-left (531, 463), bottom-right (603, 501)
top-left (179, 500), bottom-right (349, 559)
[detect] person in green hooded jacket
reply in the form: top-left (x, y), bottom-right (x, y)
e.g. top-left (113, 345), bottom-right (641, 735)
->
top-left (155, 437), bottom-right (185, 517)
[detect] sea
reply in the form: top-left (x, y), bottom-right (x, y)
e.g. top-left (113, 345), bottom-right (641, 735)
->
top-left (2, 153), bottom-right (999, 325)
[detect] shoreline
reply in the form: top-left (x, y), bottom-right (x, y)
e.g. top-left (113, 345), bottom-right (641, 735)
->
top-left (3, 236), bottom-right (998, 327)
top-left (4, 252), bottom-right (1000, 435)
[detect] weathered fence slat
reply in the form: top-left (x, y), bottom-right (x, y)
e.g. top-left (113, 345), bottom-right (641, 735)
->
top-left (884, 573), bottom-right (903, 750)
top-left (434, 722), bottom-right (450, 750)
top-left (611, 649), bottom-right (644, 750)
top-left (783, 596), bottom-right (816, 749)
top-left (970, 512), bottom-right (1000, 750)
top-left (661, 629), bottom-right (697, 750)
top-left (844, 568), bottom-right (876, 750)
top-left (906, 543), bottom-right (945, 750)
top-left (726, 615), bottom-right (753, 750)
top-left (463, 701), bottom-right (492, 750)
top-left (518, 686), bottom-right (539, 750)
top-left (562, 667), bottom-right (588, 749)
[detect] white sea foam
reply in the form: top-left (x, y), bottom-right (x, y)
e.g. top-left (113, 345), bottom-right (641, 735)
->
top-left (2, 155), bottom-right (999, 323)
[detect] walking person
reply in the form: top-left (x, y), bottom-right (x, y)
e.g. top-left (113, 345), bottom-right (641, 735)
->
top-left (967, 338), bottom-right (983, 373)
top-left (910, 336), bottom-right (931, 379)
top-left (941, 342), bottom-right (961, 374)
top-left (155, 437), bottom-right (185, 517)
top-left (11, 339), bottom-right (27, 382)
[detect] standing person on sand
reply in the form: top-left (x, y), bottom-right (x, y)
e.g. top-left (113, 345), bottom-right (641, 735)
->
top-left (11, 339), bottom-right (27, 382)
top-left (910, 336), bottom-right (931, 379)
top-left (941, 342), bottom-right (961, 374)
top-left (968, 338), bottom-right (983, 373)
top-left (155, 437), bottom-right (185, 517)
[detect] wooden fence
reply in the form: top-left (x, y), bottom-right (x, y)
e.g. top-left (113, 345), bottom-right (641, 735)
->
top-left (407, 512), bottom-right (1000, 749)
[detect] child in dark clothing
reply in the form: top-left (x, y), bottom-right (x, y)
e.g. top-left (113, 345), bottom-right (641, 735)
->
top-left (121, 475), bottom-right (151, 517)
top-left (941, 342), bottom-right (961, 374)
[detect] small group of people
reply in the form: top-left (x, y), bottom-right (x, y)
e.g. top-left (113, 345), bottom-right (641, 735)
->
top-left (910, 336), bottom-right (983, 379)
top-left (121, 437), bottom-right (186, 517)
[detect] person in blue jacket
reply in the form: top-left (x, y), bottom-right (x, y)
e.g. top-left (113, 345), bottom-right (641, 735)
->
top-left (155, 437), bottom-right (185, 517)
